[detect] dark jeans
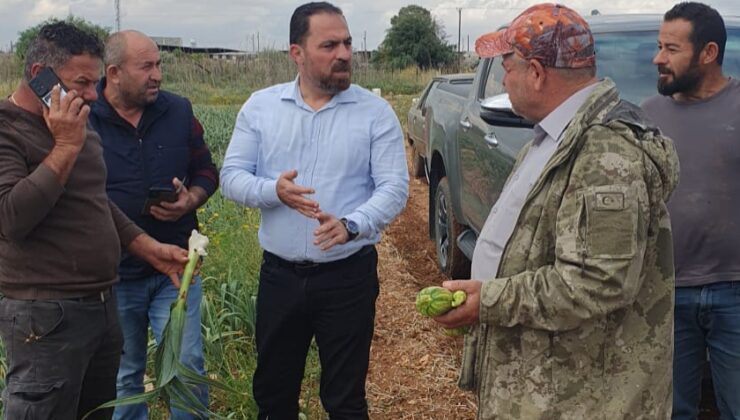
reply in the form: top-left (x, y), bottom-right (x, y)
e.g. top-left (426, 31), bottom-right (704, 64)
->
top-left (0, 293), bottom-right (123, 420)
top-left (673, 281), bottom-right (740, 420)
top-left (254, 246), bottom-right (379, 420)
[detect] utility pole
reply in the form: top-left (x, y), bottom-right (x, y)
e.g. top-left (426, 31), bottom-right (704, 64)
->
top-left (457, 8), bottom-right (462, 53)
top-left (114, 0), bottom-right (121, 31)
top-left (257, 32), bottom-right (260, 52)
top-left (457, 8), bottom-right (462, 70)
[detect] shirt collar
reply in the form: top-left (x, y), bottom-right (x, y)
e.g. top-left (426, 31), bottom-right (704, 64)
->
top-left (280, 76), bottom-right (358, 111)
top-left (537, 82), bottom-right (598, 143)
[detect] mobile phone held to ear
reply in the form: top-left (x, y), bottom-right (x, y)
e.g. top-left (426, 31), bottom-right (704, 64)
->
top-left (142, 187), bottom-right (179, 215)
top-left (28, 67), bottom-right (68, 108)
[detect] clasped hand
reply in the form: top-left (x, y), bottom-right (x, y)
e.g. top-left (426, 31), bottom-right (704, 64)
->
top-left (276, 169), bottom-right (349, 251)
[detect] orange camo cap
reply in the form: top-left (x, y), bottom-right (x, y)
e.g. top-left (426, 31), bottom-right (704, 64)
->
top-left (475, 3), bottom-right (595, 69)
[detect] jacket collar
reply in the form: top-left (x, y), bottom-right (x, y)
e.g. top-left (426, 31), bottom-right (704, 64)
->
top-left (547, 78), bottom-right (620, 162)
top-left (519, 79), bottom-right (621, 204)
top-left (92, 77), bottom-right (171, 130)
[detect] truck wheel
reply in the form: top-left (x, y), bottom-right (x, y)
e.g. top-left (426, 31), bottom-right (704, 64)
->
top-left (434, 177), bottom-right (470, 278)
top-left (411, 152), bottom-right (426, 180)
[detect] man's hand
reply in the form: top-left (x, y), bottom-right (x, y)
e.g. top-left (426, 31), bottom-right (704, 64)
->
top-left (313, 211), bottom-right (349, 251)
top-left (150, 177), bottom-right (206, 222)
top-left (277, 169), bottom-right (319, 218)
top-left (433, 280), bottom-right (483, 329)
top-left (44, 86), bottom-right (89, 152)
top-left (41, 86), bottom-right (90, 184)
top-left (127, 234), bottom-right (189, 288)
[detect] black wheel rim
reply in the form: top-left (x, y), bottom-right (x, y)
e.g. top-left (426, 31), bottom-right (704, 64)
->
top-left (436, 188), bottom-right (449, 268)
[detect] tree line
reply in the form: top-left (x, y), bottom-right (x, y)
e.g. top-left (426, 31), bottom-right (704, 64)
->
top-left (15, 5), bottom-right (456, 71)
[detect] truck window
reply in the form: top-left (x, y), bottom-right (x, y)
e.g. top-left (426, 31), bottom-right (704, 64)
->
top-left (438, 80), bottom-right (473, 97)
top-left (418, 81), bottom-right (439, 110)
top-left (481, 57), bottom-right (505, 100)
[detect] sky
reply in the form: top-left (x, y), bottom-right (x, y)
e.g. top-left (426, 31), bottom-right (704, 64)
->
top-left (1, 0), bottom-right (738, 53)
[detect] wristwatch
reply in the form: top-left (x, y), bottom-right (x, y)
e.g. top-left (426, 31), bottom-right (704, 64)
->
top-left (340, 218), bottom-right (359, 241)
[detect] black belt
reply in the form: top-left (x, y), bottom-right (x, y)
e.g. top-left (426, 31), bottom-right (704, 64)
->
top-left (263, 245), bottom-right (374, 275)
top-left (64, 289), bottom-right (112, 303)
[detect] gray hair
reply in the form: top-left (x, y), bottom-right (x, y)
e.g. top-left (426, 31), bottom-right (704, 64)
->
top-left (24, 22), bottom-right (104, 81)
top-left (104, 30), bottom-right (152, 67)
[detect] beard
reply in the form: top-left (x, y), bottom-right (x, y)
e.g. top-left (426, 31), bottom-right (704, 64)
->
top-left (657, 55), bottom-right (702, 96)
top-left (317, 60), bottom-right (352, 94)
top-left (121, 81), bottom-right (160, 108)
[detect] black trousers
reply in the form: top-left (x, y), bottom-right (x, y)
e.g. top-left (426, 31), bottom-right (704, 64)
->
top-left (254, 246), bottom-right (379, 420)
top-left (0, 293), bottom-right (123, 420)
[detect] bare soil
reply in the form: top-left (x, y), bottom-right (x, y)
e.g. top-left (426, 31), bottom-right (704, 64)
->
top-left (366, 147), bottom-right (477, 419)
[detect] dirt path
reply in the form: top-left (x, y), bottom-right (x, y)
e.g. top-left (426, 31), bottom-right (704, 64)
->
top-left (366, 147), bottom-right (477, 419)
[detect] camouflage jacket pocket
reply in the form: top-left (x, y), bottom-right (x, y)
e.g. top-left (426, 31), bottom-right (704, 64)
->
top-left (582, 185), bottom-right (637, 259)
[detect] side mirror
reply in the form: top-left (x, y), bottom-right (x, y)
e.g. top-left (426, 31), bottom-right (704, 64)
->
top-left (480, 93), bottom-right (533, 128)
top-left (411, 97), bottom-right (420, 107)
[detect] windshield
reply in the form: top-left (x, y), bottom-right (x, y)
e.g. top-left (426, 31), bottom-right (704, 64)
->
top-left (595, 28), bottom-right (740, 104)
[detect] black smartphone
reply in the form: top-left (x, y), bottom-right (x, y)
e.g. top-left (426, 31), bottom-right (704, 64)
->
top-left (28, 67), bottom-right (68, 108)
top-left (141, 187), bottom-right (179, 215)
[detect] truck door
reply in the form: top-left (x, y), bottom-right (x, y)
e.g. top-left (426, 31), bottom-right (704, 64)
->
top-left (457, 57), bottom-right (529, 233)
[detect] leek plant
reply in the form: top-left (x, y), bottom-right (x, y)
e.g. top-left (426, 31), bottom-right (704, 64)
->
top-left (84, 230), bottom-right (238, 419)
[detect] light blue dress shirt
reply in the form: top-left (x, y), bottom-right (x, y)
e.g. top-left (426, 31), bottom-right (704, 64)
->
top-left (220, 79), bottom-right (409, 263)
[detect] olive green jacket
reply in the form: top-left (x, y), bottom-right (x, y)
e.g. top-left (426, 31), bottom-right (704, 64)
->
top-left (460, 79), bottom-right (680, 419)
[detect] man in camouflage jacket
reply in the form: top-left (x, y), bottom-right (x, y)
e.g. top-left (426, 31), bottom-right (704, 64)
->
top-left (434, 4), bottom-right (680, 419)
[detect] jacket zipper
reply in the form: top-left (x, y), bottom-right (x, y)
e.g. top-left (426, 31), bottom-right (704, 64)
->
top-left (138, 135), bottom-right (150, 190)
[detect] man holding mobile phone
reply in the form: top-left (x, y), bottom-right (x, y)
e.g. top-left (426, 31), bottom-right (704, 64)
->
top-left (0, 22), bottom-right (190, 420)
top-left (88, 30), bottom-right (218, 419)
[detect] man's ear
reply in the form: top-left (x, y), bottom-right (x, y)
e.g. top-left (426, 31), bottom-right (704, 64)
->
top-left (29, 62), bottom-right (45, 79)
top-left (105, 64), bottom-right (120, 83)
top-left (289, 44), bottom-right (304, 66)
top-left (699, 41), bottom-right (720, 65)
top-left (529, 59), bottom-right (547, 91)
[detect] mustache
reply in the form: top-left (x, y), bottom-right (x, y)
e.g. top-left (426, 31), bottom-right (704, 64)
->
top-left (658, 65), bottom-right (673, 75)
top-left (332, 61), bottom-right (350, 72)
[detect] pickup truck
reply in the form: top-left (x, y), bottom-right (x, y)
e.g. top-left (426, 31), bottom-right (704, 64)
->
top-left (415, 14), bottom-right (740, 278)
top-left (406, 74), bottom-right (473, 179)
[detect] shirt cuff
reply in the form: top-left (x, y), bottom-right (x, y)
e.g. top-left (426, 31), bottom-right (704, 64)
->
top-left (344, 212), bottom-right (371, 239)
top-left (262, 179), bottom-right (281, 207)
top-left (190, 176), bottom-right (218, 198)
top-left (479, 278), bottom-right (508, 324)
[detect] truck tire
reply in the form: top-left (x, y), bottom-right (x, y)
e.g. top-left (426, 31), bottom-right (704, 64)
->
top-left (434, 177), bottom-right (471, 279)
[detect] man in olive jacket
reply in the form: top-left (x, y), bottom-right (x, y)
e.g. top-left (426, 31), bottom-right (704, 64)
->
top-left (434, 4), bottom-right (680, 419)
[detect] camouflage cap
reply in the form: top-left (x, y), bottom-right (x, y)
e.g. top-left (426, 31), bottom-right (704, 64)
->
top-left (475, 3), bottom-right (595, 68)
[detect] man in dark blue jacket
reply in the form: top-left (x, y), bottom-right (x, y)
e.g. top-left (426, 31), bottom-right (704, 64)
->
top-left (89, 30), bottom-right (218, 420)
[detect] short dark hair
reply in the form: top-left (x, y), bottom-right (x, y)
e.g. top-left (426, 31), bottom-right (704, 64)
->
top-left (664, 2), bottom-right (726, 65)
top-left (24, 21), bottom-right (104, 81)
top-left (289, 2), bottom-right (343, 46)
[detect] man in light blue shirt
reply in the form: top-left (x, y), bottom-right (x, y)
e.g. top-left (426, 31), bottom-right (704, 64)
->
top-left (220, 2), bottom-right (408, 418)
